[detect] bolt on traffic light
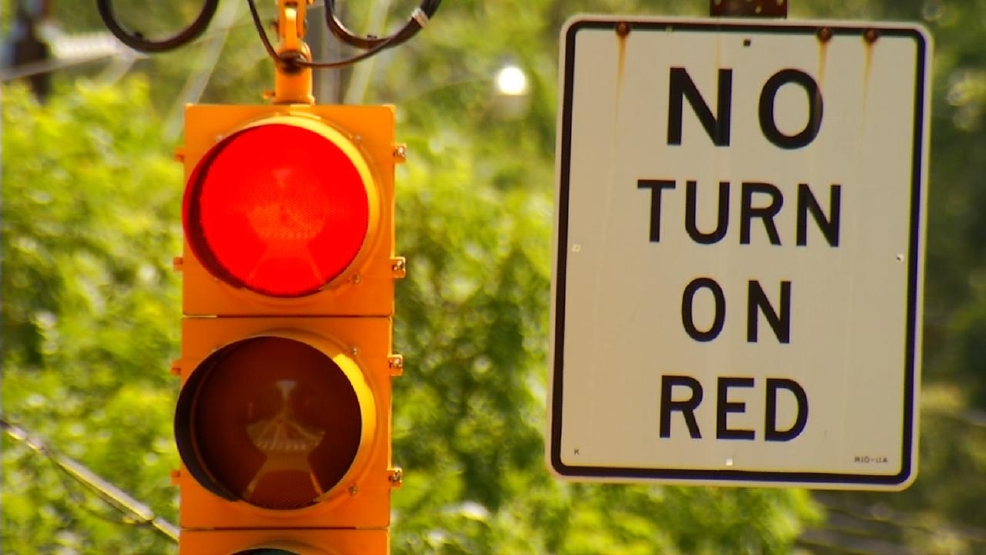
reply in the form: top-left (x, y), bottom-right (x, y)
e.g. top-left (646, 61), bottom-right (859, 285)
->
top-left (172, 104), bottom-right (405, 555)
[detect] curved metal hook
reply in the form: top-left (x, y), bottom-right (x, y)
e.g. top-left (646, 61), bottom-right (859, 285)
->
top-left (323, 0), bottom-right (442, 51)
top-left (96, 0), bottom-right (219, 53)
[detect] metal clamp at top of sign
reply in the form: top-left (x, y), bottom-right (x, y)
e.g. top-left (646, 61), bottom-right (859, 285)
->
top-left (710, 0), bottom-right (788, 18)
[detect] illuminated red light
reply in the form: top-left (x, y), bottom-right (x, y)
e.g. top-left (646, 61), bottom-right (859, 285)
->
top-left (183, 123), bottom-right (370, 297)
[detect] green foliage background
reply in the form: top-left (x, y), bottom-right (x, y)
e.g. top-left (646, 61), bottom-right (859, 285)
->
top-left (2, 0), bottom-right (985, 554)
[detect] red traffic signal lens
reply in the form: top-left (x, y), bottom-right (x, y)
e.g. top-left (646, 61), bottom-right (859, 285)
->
top-left (183, 123), bottom-right (373, 297)
top-left (175, 336), bottom-right (372, 510)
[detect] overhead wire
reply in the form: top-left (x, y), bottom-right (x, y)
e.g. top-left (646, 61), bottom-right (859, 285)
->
top-left (94, 0), bottom-right (440, 71)
top-left (0, 415), bottom-right (179, 543)
top-left (246, 0), bottom-right (414, 70)
top-left (0, 53), bottom-right (128, 82)
top-left (341, 0), bottom-right (396, 105)
top-left (164, 0), bottom-right (244, 140)
top-left (2, 5), bottom-right (265, 84)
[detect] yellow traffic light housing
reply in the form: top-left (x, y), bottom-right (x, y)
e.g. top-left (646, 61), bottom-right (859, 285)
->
top-left (173, 104), bottom-right (403, 555)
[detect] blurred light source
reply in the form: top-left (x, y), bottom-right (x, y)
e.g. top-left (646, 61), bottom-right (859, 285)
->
top-left (49, 31), bottom-right (132, 61)
top-left (495, 64), bottom-right (528, 96)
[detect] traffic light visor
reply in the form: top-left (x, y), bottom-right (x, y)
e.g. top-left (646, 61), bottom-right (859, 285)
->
top-left (175, 334), bottom-right (377, 510)
top-left (183, 121), bottom-right (378, 297)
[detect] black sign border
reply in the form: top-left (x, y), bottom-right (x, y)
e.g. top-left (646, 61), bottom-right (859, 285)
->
top-left (550, 17), bottom-right (929, 488)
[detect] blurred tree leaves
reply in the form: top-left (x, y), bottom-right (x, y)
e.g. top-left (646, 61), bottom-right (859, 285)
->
top-left (1, 80), bottom-right (181, 554)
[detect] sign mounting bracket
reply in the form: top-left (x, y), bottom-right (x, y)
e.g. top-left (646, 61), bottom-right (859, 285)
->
top-left (711, 0), bottom-right (788, 18)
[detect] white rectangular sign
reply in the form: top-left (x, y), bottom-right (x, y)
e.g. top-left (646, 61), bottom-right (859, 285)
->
top-left (548, 16), bottom-right (931, 490)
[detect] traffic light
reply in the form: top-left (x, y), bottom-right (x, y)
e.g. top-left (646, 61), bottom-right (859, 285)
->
top-left (172, 104), bottom-right (404, 555)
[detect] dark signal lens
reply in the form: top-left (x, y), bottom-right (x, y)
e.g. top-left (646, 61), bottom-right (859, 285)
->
top-left (184, 124), bottom-right (370, 297)
top-left (176, 337), bottom-right (364, 510)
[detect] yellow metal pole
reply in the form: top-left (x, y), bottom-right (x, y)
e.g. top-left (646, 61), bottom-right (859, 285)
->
top-left (273, 0), bottom-right (315, 104)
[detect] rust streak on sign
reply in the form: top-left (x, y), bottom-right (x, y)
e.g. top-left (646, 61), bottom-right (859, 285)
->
top-left (816, 27), bottom-right (831, 91)
top-left (615, 21), bottom-right (630, 98)
top-left (862, 28), bottom-right (879, 110)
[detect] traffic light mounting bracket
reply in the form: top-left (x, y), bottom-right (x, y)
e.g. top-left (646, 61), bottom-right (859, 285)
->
top-left (274, 0), bottom-right (315, 104)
